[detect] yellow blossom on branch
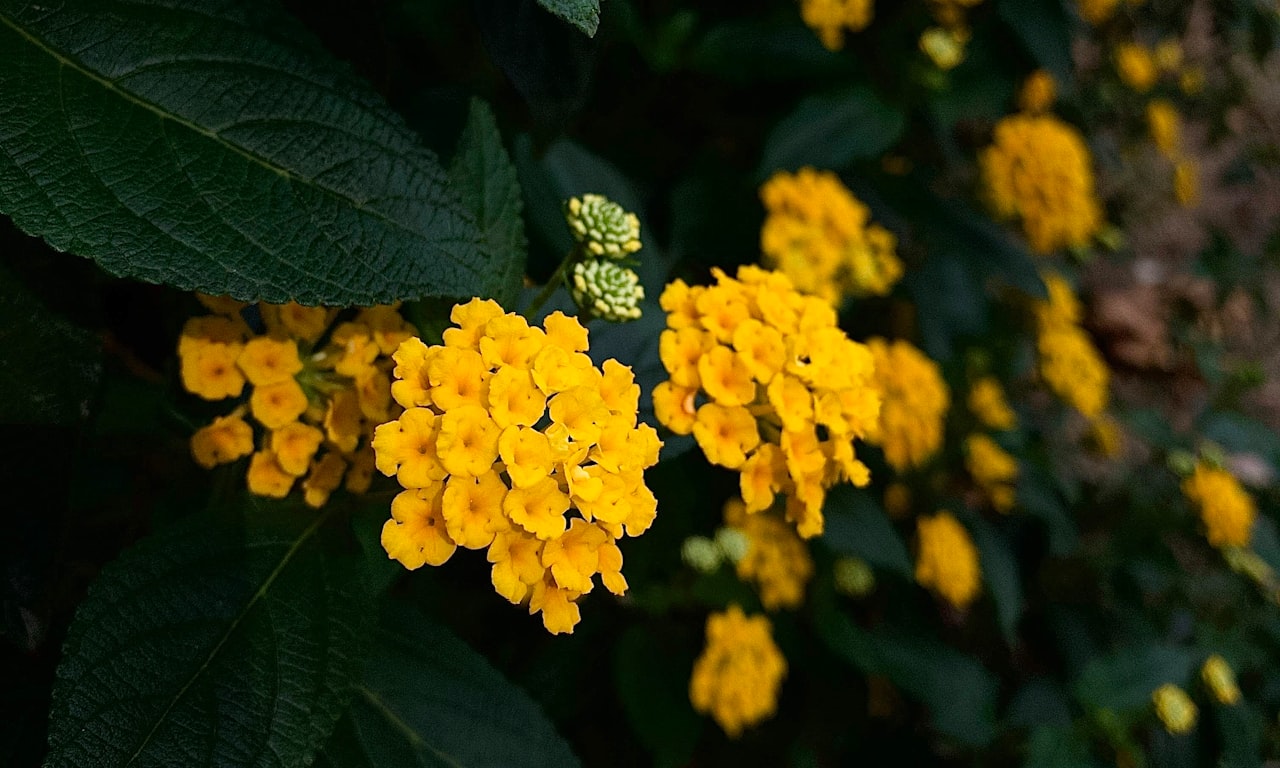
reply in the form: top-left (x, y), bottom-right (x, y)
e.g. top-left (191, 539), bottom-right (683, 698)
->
top-left (914, 511), bottom-right (981, 610)
top-left (800, 0), bottom-right (873, 51)
top-left (1115, 43), bottom-right (1158, 92)
top-left (689, 605), bottom-right (788, 738)
top-left (760, 168), bottom-right (903, 305)
top-left (372, 300), bottom-right (661, 634)
top-left (967, 376), bottom-right (1016, 431)
top-left (964, 434), bottom-right (1018, 512)
top-left (980, 114), bottom-right (1103, 254)
top-left (1182, 461), bottom-right (1256, 549)
top-left (864, 338), bottom-right (949, 472)
top-left (1033, 274), bottom-right (1110, 419)
top-left (653, 266), bottom-right (880, 539)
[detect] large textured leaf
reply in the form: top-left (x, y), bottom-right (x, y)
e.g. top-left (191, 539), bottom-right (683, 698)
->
top-left (535, 0), bottom-right (599, 37)
top-left (0, 263), bottom-right (100, 424)
top-left (0, 0), bottom-right (496, 305)
top-left (449, 99), bottom-right (528, 307)
top-left (46, 505), bottom-right (371, 768)
top-left (613, 625), bottom-right (701, 768)
top-left (317, 604), bottom-right (580, 768)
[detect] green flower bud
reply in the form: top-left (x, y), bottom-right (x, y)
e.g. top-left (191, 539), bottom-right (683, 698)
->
top-left (570, 258), bottom-right (644, 322)
top-left (714, 527), bottom-right (750, 564)
top-left (681, 536), bottom-right (723, 573)
top-left (833, 557), bottom-right (875, 597)
top-left (1167, 450), bottom-right (1196, 476)
top-left (564, 194), bottom-right (642, 258)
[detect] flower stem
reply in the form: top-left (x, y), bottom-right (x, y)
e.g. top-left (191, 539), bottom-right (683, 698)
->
top-left (524, 253), bottom-right (573, 319)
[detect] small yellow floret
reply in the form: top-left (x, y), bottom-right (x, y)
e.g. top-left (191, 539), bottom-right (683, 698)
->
top-left (1018, 70), bottom-right (1056, 114)
top-left (800, 0), bottom-right (873, 51)
top-left (190, 415), bottom-right (255, 469)
top-left (865, 338), bottom-right (949, 472)
top-left (1153, 684), bottom-right (1197, 735)
top-left (965, 434), bottom-right (1018, 512)
top-left (1182, 462), bottom-right (1256, 549)
top-left (968, 377), bottom-right (1016, 430)
top-left (270, 422), bottom-right (325, 477)
top-left (1201, 655), bottom-right (1241, 705)
top-left (915, 511), bottom-right (981, 610)
top-left (1115, 43), bottom-right (1158, 92)
top-left (246, 451), bottom-right (295, 498)
top-left (689, 605), bottom-right (787, 738)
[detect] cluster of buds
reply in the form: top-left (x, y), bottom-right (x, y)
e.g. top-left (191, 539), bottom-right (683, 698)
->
top-left (561, 194), bottom-right (645, 322)
top-left (179, 296), bottom-right (413, 507)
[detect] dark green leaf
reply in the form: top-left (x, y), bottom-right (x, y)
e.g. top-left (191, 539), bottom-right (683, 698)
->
top-left (1018, 466), bottom-right (1079, 556)
top-left (691, 19), bottom-right (853, 84)
top-left (0, 263), bottom-right (100, 423)
top-left (535, 0), bottom-right (599, 37)
top-left (997, 0), bottom-right (1073, 86)
top-left (758, 87), bottom-right (905, 177)
top-left (613, 625), bottom-right (702, 768)
top-left (969, 517), bottom-right (1023, 643)
top-left (449, 99), bottom-right (528, 307)
top-left (318, 603), bottom-right (580, 768)
top-left (46, 504), bottom-right (371, 768)
top-left (1213, 701), bottom-right (1263, 768)
top-left (1024, 725), bottom-right (1098, 768)
top-left (1074, 645), bottom-right (1196, 713)
top-left (822, 486), bottom-right (912, 576)
top-left (0, 0), bottom-right (495, 305)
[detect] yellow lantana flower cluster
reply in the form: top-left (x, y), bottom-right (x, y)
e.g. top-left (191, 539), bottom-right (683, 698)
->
top-left (723, 498), bottom-right (814, 610)
top-left (1152, 683), bottom-right (1197, 735)
top-left (864, 338), bottom-right (949, 472)
top-left (915, 511), bottom-right (981, 610)
top-left (1201, 655), bottom-right (1241, 705)
top-left (964, 434), bottom-right (1018, 512)
top-left (1034, 273), bottom-right (1110, 419)
top-left (968, 376), bottom-right (1016, 431)
top-left (1115, 42), bottom-right (1157, 92)
top-left (1181, 461), bottom-right (1256, 549)
top-left (180, 297), bottom-right (412, 507)
top-left (800, 0), bottom-right (873, 51)
top-left (980, 114), bottom-right (1103, 254)
top-left (371, 299), bottom-right (661, 635)
top-left (760, 168), bottom-right (903, 305)
top-left (653, 266), bottom-right (881, 539)
top-left (689, 605), bottom-right (788, 738)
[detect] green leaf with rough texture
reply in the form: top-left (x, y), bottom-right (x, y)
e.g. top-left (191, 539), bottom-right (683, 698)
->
top-left (0, 263), bottom-right (100, 423)
top-left (758, 86), bottom-right (905, 177)
top-left (536, 0), bottom-right (599, 37)
top-left (449, 99), bottom-right (528, 307)
top-left (317, 604), bottom-right (580, 768)
top-left (0, 0), bottom-right (499, 305)
top-left (46, 504), bottom-right (371, 768)
top-left (822, 486), bottom-right (912, 576)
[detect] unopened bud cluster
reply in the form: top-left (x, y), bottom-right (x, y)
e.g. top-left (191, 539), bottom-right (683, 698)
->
top-left (562, 194), bottom-right (645, 322)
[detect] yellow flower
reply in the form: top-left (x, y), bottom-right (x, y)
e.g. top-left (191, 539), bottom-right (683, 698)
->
top-left (865, 338), bottom-right (950, 472)
top-left (1201, 655), bottom-right (1241, 705)
top-left (1174, 159), bottom-right (1198, 207)
top-left (1089, 415), bottom-right (1123, 457)
top-left (1115, 43), bottom-right (1157, 92)
top-left (760, 168), bottom-right (903, 304)
top-left (179, 300), bottom-right (412, 507)
top-left (237, 336), bottom-right (302, 387)
top-left (246, 451), bottom-right (295, 498)
top-left (1182, 462), bottom-right (1256, 549)
top-left (1018, 70), bottom-right (1056, 114)
top-left (656, 267), bottom-right (879, 539)
top-left (190, 414), bottom-right (254, 469)
top-left (302, 452), bottom-right (348, 509)
top-left (689, 605), bottom-right (788, 737)
top-left (270, 422), bottom-right (325, 477)
top-left (1077, 0), bottom-right (1121, 24)
top-left (980, 114), bottom-right (1102, 254)
top-left (915, 511), bottom-right (981, 610)
top-left (968, 377), bottom-right (1016, 430)
top-left (1037, 327), bottom-right (1109, 419)
top-left (724, 498), bottom-right (813, 610)
top-left (1036, 273), bottom-right (1083, 328)
top-left (373, 302), bottom-right (661, 633)
top-left (1147, 99), bottom-right (1181, 158)
top-left (1153, 684), bottom-right (1197, 735)
top-left (919, 26), bottom-right (969, 71)
top-left (441, 471), bottom-right (508, 550)
top-left (196, 293), bottom-right (248, 317)
top-left (800, 0), bottom-right (873, 51)
top-left (488, 529), bottom-right (545, 603)
top-left (383, 486), bottom-right (456, 569)
top-left (965, 434), bottom-right (1018, 512)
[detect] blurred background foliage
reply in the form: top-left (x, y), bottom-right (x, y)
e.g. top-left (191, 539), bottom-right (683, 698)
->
top-left (5, 0), bottom-right (1280, 766)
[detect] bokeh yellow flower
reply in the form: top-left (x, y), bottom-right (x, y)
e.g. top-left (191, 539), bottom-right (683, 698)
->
top-left (1152, 683), bottom-right (1197, 734)
top-left (980, 114), bottom-right (1103, 254)
top-left (865, 338), bottom-right (949, 472)
top-left (761, 168), bottom-right (903, 304)
top-left (1033, 274), bottom-right (1110, 419)
top-left (689, 605), bottom-right (788, 737)
top-left (1182, 462), bottom-right (1256, 549)
top-left (968, 377), bottom-right (1016, 431)
top-left (1018, 70), bottom-right (1056, 114)
top-left (1115, 43), bottom-right (1158, 92)
top-left (965, 434), bottom-right (1018, 512)
top-left (1201, 655), bottom-right (1241, 705)
top-left (723, 498), bottom-right (814, 610)
top-left (800, 0), bottom-right (873, 51)
top-left (915, 511), bottom-right (981, 610)
top-left (373, 300), bottom-right (661, 634)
